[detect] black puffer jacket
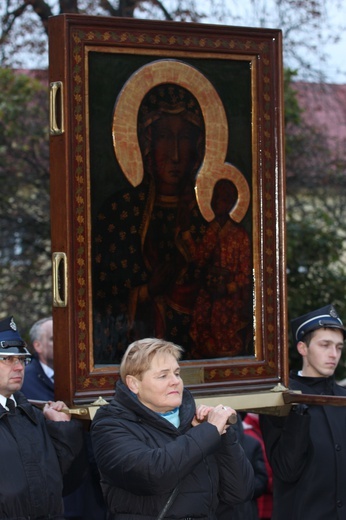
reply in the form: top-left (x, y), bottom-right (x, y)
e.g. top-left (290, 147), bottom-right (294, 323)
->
top-left (0, 391), bottom-right (84, 519)
top-left (91, 381), bottom-right (254, 520)
top-left (217, 419), bottom-right (267, 520)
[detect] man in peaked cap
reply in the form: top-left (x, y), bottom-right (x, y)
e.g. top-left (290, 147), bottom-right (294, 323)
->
top-left (0, 316), bottom-right (84, 519)
top-left (260, 304), bottom-right (346, 520)
top-left (291, 304), bottom-right (346, 346)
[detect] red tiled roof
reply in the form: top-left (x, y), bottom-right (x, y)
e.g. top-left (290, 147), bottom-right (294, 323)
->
top-left (292, 81), bottom-right (346, 155)
top-left (14, 70), bottom-right (346, 157)
top-left (15, 68), bottom-right (48, 84)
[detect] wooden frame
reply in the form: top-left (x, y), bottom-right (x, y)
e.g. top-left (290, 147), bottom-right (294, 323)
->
top-left (48, 14), bottom-right (288, 406)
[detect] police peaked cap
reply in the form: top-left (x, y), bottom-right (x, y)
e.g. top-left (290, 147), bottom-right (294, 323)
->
top-left (0, 316), bottom-right (30, 355)
top-left (291, 304), bottom-right (346, 344)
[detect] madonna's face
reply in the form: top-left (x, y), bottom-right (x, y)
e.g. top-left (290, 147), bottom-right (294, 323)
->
top-left (151, 114), bottom-right (200, 196)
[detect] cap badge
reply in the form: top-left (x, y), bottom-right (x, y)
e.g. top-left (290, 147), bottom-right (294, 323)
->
top-left (9, 318), bottom-right (17, 331)
top-left (330, 308), bottom-right (338, 318)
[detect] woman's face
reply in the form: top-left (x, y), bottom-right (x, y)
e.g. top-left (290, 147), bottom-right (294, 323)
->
top-left (151, 114), bottom-right (200, 195)
top-left (128, 352), bottom-right (183, 413)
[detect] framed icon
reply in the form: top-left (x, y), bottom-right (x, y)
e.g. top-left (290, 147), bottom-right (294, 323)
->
top-left (49, 14), bottom-right (287, 405)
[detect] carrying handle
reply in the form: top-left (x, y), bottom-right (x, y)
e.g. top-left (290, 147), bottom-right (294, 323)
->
top-left (49, 81), bottom-right (64, 135)
top-left (52, 252), bottom-right (68, 307)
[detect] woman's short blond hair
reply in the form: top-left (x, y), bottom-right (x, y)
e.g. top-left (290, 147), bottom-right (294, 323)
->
top-left (120, 338), bottom-right (183, 383)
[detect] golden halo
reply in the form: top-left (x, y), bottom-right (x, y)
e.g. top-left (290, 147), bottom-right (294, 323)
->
top-left (112, 59), bottom-right (250, 222)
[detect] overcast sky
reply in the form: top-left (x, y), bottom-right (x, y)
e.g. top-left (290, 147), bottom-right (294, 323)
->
top-left (318, 6), bottom-right (346, 83)
top-left (225, 0), bottom-right (346, 84)
top-left (1, 1), bottom-right (345, 83)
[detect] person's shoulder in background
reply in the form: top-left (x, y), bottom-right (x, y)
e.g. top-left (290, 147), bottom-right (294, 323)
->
top-left (21, 356), bottom-right (54, 401)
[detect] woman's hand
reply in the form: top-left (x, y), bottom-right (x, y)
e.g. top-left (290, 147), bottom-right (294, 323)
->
top-left (192, 404), bottom-right (214, 426)
top-left (192, 404), bottom-right (237, 435)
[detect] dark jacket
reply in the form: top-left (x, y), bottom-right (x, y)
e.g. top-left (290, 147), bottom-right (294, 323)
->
top-left (91, 380), bottom-right (254, 520)
top-left (21, 356), bottom-right (107, 519)
top-left (260, 371), bottom-right (346, 520)
top-left (22, 355), bottom-right (55, 401)
top-left (217, 419), bottom-right (267, 520)
top-left (0, 390), bottom-right (84, 519)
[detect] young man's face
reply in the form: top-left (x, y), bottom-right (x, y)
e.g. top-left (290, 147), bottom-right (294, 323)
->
top-left (298, 328), bottom-right (344, 377)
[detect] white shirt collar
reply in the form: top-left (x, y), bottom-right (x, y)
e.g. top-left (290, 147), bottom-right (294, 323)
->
top-left (0, 394), bottom-right (16, 410)
top-left (39, 361), bottom-right (54, 381)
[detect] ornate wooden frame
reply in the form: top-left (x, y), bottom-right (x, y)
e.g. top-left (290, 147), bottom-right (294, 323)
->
top-left (48, 14), bottom-right (287, 405)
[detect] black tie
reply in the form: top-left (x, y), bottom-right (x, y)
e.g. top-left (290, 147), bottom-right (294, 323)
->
top-left (6, 398), bottom-right (16, 414)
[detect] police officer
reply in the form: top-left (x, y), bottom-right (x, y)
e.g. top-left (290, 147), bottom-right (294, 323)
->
top-left (0, 315), bottom-right (84, 519)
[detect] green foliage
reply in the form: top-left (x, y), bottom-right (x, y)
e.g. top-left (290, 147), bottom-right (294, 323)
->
top-left (283, 69), bottom-right (302, 127)
top-left (286, 207), bottom-right (346, 373)
top-left (0, 68), bottom-right (51, 334)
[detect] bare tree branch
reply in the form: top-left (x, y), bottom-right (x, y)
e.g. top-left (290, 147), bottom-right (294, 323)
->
top-left (59, 0), bottom-right (79, 13)
top-left (117, 0), bottom-right (139, 18)
top-left (1, 3), bottom-right (27, 45)
top-left (150, 0), bottom-right (173, 20)
top-left (23, 0), bottom-right (54, 34)
top-left (99, 0), bottom-right (119, 16)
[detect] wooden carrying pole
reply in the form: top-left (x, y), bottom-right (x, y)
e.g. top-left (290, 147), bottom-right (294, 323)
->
top-left (29, 386), bottom-right (346, 421)
top-left (28, 396), bottom-right (108, 420)
top-left (195, 384), bottom-right (346, 417)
